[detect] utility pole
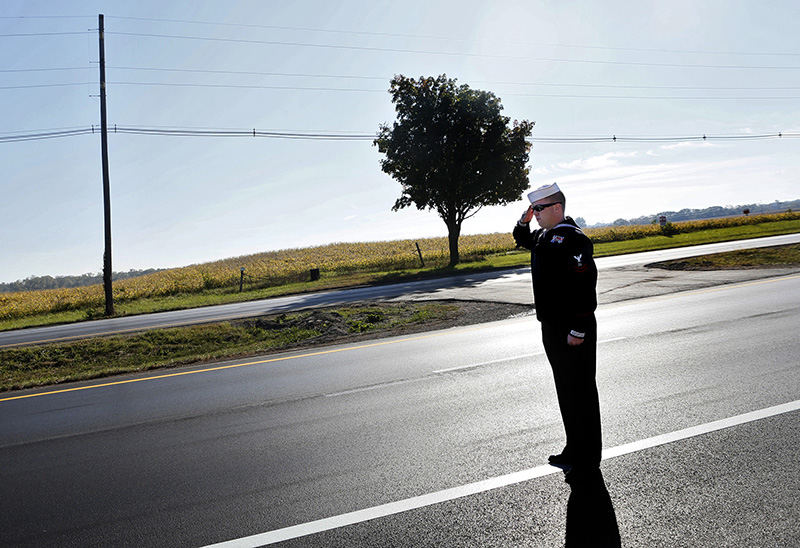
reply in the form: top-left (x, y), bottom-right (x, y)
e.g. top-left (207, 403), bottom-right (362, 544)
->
top-left (98, 14), bottom-right (114, 315)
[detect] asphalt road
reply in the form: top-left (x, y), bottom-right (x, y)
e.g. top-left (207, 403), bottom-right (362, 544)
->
top-left (2, 233), bottom-right (799, 348)
top-left (1, 272), bottom-right (798, 546)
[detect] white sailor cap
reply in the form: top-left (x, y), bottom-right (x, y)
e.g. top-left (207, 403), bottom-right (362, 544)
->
top-left (527, 183), bottom-right (561, 203)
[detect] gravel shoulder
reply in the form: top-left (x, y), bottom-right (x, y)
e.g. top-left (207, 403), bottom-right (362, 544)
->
top-left (241, 300), bottom-right (535, 352)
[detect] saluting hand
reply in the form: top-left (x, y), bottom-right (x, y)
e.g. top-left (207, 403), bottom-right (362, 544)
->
top-left (519, 205), bottom-right (535, 224)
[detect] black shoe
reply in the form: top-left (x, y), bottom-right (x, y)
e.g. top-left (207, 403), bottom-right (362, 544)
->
top-left (548, 452), bottom-right (573, 470)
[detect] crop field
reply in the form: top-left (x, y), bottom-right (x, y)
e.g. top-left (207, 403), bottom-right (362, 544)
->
top-left (1, 211), bottom-right (798, 321)
top-left (0, 234), bottom-right (514, 321)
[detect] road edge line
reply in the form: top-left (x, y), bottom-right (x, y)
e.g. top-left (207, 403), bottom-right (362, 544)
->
top-left (201, 399), bottom-right (800, 547)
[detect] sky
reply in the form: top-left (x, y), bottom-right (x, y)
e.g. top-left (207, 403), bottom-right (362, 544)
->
top-left (1, 0), bottom-right (799, 283)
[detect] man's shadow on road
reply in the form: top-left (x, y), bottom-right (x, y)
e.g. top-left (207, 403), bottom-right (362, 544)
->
top-left (563, 467), bottom-right (621, 548)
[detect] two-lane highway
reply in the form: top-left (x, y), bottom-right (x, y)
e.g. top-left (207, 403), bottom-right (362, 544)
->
top-left (1, 272), bottom-right (798, 546)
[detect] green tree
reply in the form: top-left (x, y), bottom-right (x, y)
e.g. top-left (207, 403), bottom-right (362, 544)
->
top-left (375, 74), bottom-right (534, 266)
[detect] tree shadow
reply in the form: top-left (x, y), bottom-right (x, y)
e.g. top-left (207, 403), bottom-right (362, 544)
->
top-left (564, 467), bottom-right (621, 548)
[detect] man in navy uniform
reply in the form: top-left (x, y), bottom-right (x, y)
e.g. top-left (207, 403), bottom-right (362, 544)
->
top-left (513, 183), bottom-right (601, 471)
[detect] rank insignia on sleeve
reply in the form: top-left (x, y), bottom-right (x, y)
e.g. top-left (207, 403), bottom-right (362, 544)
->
top-left (550, 235), bottom-right (565, 244)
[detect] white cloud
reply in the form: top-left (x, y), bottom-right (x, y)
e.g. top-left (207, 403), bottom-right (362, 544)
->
top-left (659, 140), bottom-right (717, 151)
top-left (558, 156), bottom-right (762, 190)
top-left (556, 151), bottom-right (640, 171)
top-left (532, 165), bottom-right (552, 175)
top-left (555, 153), bottom-right (797, 226)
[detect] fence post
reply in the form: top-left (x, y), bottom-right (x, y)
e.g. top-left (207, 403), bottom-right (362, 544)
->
top-left (415, 242), bottom-right (425, 267)
top-left (239, 267), bottom-right (245, 292)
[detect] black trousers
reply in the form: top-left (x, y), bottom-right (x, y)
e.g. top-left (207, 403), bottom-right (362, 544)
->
top-left (541, 317), bottom-right (602, 468)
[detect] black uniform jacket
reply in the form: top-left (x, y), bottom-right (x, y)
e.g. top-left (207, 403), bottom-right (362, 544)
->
top-left (513, 216), bottom-right (598, 335)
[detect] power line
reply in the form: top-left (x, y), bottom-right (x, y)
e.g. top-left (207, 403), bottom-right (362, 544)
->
top-left (0, 67), bottom-right (91, 72)
top-left (74, 81), bottom-right (800, 99)
top-left (481, 80), bottom-right (800, 91)
top-left (107, 66), bottom-right (800, 91)
top-left (3, 13), bottom-right (799, 63)
top-left (10, 64), bottom-right (800, 92)
top-left (5, 72), bottom-right (800, 97)
top-left (6, 74), bottom-right (800, 99)
top-left (530, 133), bottom-right (797, 143)
top-left (0, 127), bottom-right (96, 143)
top-left (0, 82), bottom-right (92, 90)
top-left (2, 125), bottom-right (797, 143)
top-left (104, 15), bottom-right (800, 58)
top-left (0, 31), bottom-right (91, 37)
top-left (0, 124), bottom-right (95, 135)
top-left (105, 31), bottom-right (800, 70)
top-left (523, 43), bottom-right (800, 58)
top-left (110, 123), bottom-right (372, 133)
top-left (105, 15), bottom-right (451, 43)
top-left (500, 92), bottom-right (800, 100)
top-left (4, 76), bottom-right (780, 99)
top-left (107, 81), bottom-right (383, 93)
top-left (0, 15), bottom-right (93, 19)
top-left (107, 65), bottom-right (386, 81)
top-left (112, 126), bottom-right (375, 140)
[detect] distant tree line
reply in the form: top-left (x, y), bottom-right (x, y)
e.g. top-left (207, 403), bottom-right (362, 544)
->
top-left (0, 269), bottom-right (164, 294)
top-left (591, 199), bottom-right (799, 228)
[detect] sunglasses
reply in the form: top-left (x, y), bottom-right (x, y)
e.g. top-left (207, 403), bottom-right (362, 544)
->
top-left (531, 202), bottom-right (561, 212)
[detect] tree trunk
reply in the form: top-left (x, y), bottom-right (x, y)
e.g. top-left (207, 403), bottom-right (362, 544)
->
top-left (447, 220), bottom-right (461, 266)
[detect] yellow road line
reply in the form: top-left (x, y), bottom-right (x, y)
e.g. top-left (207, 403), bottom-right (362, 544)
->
top-left (0, 329), bottom-right (469, 403)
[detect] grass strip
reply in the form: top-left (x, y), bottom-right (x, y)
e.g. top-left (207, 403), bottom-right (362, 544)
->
top-left (651, 243), bottom-right (800, 270)
top-left (0, 302), bottom-right (459, 392)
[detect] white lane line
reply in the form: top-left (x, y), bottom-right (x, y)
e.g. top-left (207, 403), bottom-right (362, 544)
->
top-left (326, 353), bottom-right (543, 395)
top-left (602, 399), bottom-right (800, 459)
top-left (432, 353), bottom-right (541, 374)
top-left (432, 337), bottom-right (626, 374)
top-left (329, 335), bottom-right (629, 397)
top-left (201, 398), bottom-right (800, 548)
top-left (324, 377), bottom-right (429, 398)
